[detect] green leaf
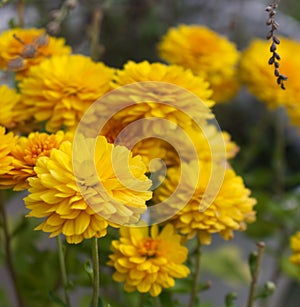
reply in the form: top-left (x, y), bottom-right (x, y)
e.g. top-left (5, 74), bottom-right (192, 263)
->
top-left (48, 291), bottom-right (67, 307)
top-left (225, 292), bottom-right (237, 307)
top-left (255, 281), bottom-right (276, 299)
top-left (84, 260), bottom-right (93, 281)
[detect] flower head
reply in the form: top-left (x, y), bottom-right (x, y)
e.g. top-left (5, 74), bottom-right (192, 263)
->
top-left (0, 28), bottom-right (71, 78)
top-left (107, 224), bottom-right (190, 296)
top-left (239, 37), bottom-right (300, 131)
top-left (0, 130), bottom-right (71, 190)
top-left (0, 126), bottom-right (17, 177)
top-left (24, 136), bottom-right (152, 243)
top-left (85, 61), bottom-right (214, 146)
top-left (19, 54), bottom-right (115, 132)
top-left (113, 60), bottom-right (213, 108)
top-left (290, 232), bottom-right (300, 268)
top-left (154, 161), bottom-right (256, 244)
top-left (157, 24), bottom-right (240, 102)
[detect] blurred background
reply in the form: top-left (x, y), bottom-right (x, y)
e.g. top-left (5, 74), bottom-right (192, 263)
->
top-left (0, 0), bottom-right (300, 306)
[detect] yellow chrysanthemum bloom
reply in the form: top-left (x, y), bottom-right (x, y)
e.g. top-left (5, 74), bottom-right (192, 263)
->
top-left (289, 232), bottom-right (300, 268)
top-left (0, 28), bottom-right (71, 78)
top-left (24, 136), bottom-right (152, 243)
top-left (0, 84), bottom-right (21, 129)
top-left (239, 37), bottom-right (300, 131)
top-left (113, 60), bottom-right (214, 108)
top-left (162, 124), bottom-right (238, 167)
top-left (157, 24), bottom-right (240, 103)
top-left (0, 126), bottom-right (17, 176)
top-left (102, 61), bottom-right (214, 129)
top-left (107, 224), bottom-right (190, 297)
top-left (154, 161), bottom-right (256, 245)
top-left (19, 54), bottom-right (115, 132)
top-left (0, 130), bottom-right (71, 190)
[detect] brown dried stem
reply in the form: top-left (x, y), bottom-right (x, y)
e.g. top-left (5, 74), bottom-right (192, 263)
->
top-left (266, 0), bottom-right (287, 90)
top-left (46, 0), bottom-right (77, 35)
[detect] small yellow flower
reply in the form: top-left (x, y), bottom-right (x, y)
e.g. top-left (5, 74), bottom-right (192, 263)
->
top-left (0, 130), bottom-right (71, 190)
top-left (157, 24), bottom-right (240, 102)
top-left (154, 161), bottom-right (256, 245)
top-left (0, 126), bottom-right (17, 177)
top-left (19, 54), bottom-right (115, 132)
top-left (24, 136), bottom-right (152, 243)
top-left (107, 224), bottom-right (190, 297)
top-left (0, 84), bottom-right (21, 129)
top-left (0, 28), bottom-right (71, 78)
top-left (239, 37), bottom-right (300, 132)
top-left (290, 232), bottom-right (300, 267)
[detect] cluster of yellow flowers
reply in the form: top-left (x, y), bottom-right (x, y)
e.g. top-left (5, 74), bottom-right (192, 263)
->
top-left (0, 25), bottom-right (259, 297)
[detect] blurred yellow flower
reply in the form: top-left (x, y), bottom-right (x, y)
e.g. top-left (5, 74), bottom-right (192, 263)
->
top-left (290, 232), bottom-right (300, 267)
top-left (19, 54), bottom-right (115, 132)
top-left (154, 161), bottom-right (256, 244)
top-left (0, 130), bottom-right (71, 190)
top-left (157, 24), bottom-right (240, 103)
top-left (239, 37), bottom-right (300, 131)
top-left (0, 126), bottom-right (17, 177)
top-left (0, 84), bottom-right (20, 129)
top-left (0, 28), bottom-right (71, 78)
top-left (24, 136), bottom-right (152, 243)
top-left (107, 224), bottom-right (190, 297)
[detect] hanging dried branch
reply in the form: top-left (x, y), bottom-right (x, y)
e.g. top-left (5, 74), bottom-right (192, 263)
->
top-left (266, 0), bottom-right (287, 90)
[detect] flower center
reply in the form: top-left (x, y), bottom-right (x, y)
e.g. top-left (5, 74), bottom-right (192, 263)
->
top-left (24, 136), bottom-right (59, 164)
top-left (139, 238), bottom-right (159, 258)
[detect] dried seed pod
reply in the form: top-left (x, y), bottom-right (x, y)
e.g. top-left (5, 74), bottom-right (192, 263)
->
top-left (274, 53), bottom-right (280, 60)
top-left (266, 6), bottom-right (272, 12)
top-left (268, 56), bottom-right (275, 65)
top-left (266, 18), bottom-right (272, 25)
top-left (266, 31), bottom-right (273, 40)
top-left (273, 36), bottom-right (280, 44)
top-left (7, 57), bottom-right (24, 71)
top-left (270, 42), bottom-right (277, 52)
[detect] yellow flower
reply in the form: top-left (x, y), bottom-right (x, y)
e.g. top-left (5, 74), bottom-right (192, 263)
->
top-left (162, 124), bottom-right (239, 167)
top-left (0, 130), bottom-right (71, 190)
top-left (107, 224), bottom-right (190, 297)
top-left (154, 161), bottom-right (256, 245)
top-left (24, 136), bottom-right (152, 243)
top-left (157, 24), bottom-right (240, 103)
top-left (0, 84), bottom-right (21, 129)
top-left (0, 28), bottom-right (71, 78)
top-left (290, 232), bottom-right (300, 267)
top-left (113, 60), bottom-right (214, 108)
top-left (239, 37), bottom-right (300, 131)
top-left (84, 61), bottom-right (214, 151)
top-left (0, 126), bottom-right (17, 177)
top-left (19, 54), bottom-right (115, 132)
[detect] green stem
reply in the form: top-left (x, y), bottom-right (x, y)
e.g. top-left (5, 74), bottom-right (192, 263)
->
top-left (92, 237), bottom-right (100, 307)
top-left (188, 239), bottom-right (202, 307)
top-left (246, 242), bottom-right (265, 307)
top-left (57, 235), bottom-right (71, 307)
top-left (0, 191), bottom-right (24, 307)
